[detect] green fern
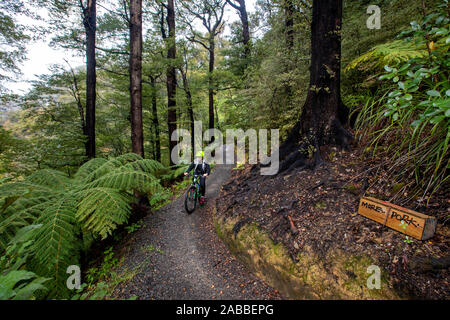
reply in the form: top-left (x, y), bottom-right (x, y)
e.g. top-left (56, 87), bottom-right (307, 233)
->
top-left (74, 158), bottom-right (108, 181)
top-left (345, 40), bottom-right (428, 72)
top-left (0, 270), bottom-right (50, 300)
top-left (0, 153), bottom-right (167, 299)
top-left (76, 188), bottom-right (133, 239)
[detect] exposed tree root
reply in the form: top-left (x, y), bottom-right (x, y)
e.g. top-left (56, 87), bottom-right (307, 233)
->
top-left (277, 117), bottom-right (353, 175)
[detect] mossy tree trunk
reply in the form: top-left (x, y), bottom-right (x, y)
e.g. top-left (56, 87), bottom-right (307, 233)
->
top-left (279, 0), bottom-right (351, 173)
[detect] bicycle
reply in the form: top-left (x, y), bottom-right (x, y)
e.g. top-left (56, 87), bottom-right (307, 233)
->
top-left (184, 174), bottom-right (205, 214)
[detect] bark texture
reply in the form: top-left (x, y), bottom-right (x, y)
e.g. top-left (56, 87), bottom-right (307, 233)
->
top-left (150, 76), bottom-right (161, 162)
top-left (279, 0), bottom-right (351, 173)
top-left (129, 0), bottom-right (144, 157)
top-left (83, 0), bottom-right (97, 159)
top-left (226, 0), bottom-right (251, 58)
top-left (166, 0), bottom-right (177, 166)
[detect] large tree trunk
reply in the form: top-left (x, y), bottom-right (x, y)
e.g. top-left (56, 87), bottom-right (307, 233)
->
top-left (83, 0), bottom-right (96, 159)
top-left (150, 76), bottom-right (161, 162)
top-left (279, 0), bottom-right (351, 173)
top-left (208, 39), bottom-right (215, 137)
top-left (181, 69), bottom-right (195, 158)
top-left (129, 0), bottom-right (144, 157)
top-left (166, 0), bottom-right (177, 166)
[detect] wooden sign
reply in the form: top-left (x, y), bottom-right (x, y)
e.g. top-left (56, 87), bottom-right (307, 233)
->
top-left (358, 197), bottom-right (436, 240)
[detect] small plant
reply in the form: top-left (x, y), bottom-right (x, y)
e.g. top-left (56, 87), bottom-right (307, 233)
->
top-left (125, 221), bottom-right (143, 234)
top-left (399, 220), bottom-right (408, 230)
top-left (233, 162), bottom-right (245, 170)
top-left (399, 220), bottom-right (414, 244)
top-left (141, 244), bottom-right (155, 253)
top-left (403, 236), bottom-right (413, 244)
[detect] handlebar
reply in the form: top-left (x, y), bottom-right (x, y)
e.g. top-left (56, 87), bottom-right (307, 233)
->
top-left (185, 173), bottom-right (208, 178)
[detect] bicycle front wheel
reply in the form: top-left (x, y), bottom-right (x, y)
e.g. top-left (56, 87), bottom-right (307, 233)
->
top-left (184, 186), bottom-right (197, 214)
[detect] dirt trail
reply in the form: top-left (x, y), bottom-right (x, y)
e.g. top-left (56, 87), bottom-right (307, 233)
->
top-left (113, 161), bottom-right (281, 300)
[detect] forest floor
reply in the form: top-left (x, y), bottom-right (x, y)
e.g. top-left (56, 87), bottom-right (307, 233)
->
top-left (216, 145), bottom-right (449, 299)
top-left (110, 162), bottom-right (281, 300)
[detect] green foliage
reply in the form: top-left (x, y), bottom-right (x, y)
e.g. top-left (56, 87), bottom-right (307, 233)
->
top-left (351, 2), bottom-right (449, 200)
top-left (124, 221), bottom-right (143, 234)
top-left (0, 153), bottom-right (166, 298)
top-left (0, 270), bottom-right (49, 300)
top-left (72, 247), bottom-right (139, 300)
top-left (345, 40), bottom-right (428, 72)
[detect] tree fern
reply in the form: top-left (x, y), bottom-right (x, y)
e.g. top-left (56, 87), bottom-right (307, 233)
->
top-left (0, 270), bottom-right (50, 300)
top-left (30, 196), bottom-right (80, 298)
top-left (0, 153), bottom-right (167, 299)
top-left (83, 169), bottom-right (162, 194)
top-left (120, 159), bottom-right (166, 176)
top-left (74, 158), bottom-right (108, 181)
top-left (76, 188), bottom-right (133, 239)
top-left (345, 40), bottom-right (428, 72)
top-left (25, 169), bottom-right (71, 190)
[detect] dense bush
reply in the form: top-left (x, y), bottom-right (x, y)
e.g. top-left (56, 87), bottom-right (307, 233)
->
top-left (0, 153), bottom-right (170, 298)
top-left (347, 1), bottom-right (449, 201)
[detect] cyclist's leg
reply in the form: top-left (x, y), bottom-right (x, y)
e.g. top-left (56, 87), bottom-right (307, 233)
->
top-left (199, 176), bottom-right (206, 197)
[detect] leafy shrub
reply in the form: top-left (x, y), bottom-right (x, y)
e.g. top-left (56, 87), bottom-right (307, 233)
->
top-left (348, 1), bottom-right (449, 201)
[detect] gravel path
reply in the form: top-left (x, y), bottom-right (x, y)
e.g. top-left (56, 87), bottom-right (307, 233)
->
top-left (113, 162), bottom-right (281, 300)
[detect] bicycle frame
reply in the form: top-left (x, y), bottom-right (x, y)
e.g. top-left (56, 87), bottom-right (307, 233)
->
top-left (189, 174), bottom-right (201, 198)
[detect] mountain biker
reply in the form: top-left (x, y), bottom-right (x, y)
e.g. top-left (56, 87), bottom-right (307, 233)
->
top-left (184, 151), bottom-right (210, 205)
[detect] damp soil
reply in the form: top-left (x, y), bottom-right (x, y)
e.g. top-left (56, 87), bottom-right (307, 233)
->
top-left (215, 146), bottom-right (449, 300)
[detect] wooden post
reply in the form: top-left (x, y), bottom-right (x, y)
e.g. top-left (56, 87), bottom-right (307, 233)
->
top-left (358, 197), bottom-right (437, 240)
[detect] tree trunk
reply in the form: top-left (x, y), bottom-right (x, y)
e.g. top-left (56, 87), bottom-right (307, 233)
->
top-left (83, 0), bottom-right (96, 159)
top-left (227, 0), bottom-right (250, 58)
top-left (279, 0), bottom-right (351, 173)
top-left (239, 0), bottom-right (250, 58)
top-left (181, 70), bottom-right (195, 158)
top-left (129, 0), bottom-right (144, 157)
top-left (284, 0), bottom-right (294, 52)
top-left (150, 76), bottom-right (161, 162)
top-left (166, 0), bottom-right (177, 166)
top-left (208, 39), bottom-right (215, 137)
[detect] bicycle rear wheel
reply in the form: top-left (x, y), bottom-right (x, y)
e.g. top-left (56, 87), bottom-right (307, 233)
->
top-left (184, 186), bottom-right (197, 214)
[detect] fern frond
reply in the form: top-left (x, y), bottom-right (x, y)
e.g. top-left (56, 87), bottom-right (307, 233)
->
top-left (75, 188), bottom-right (134, 239)
top-left (80, 159), bottom-right (125, 183)
top-left (0, 197), bottom-right (49, 251)
top-left (161, 165), bottom-right (189, 182)
top-left (25, 169), bottom-right (71, 190)
top-left (171, 165), bottom-right (190, 179)
top-left (0, 270), bottom-right (50, 300)
top-left (31, 196), bottom-right (79, 298)
top-left (0, 210), bottom-right (32, 251)
top-left (345, 40), bottom-right (428, 72)
top-left (5, 196), bottom-right (54, 219)
top-left (0, 182), bottom-right (55, 201)
top-left (83, 170), bottom-right (162, 194)
top-left (120, 159), bottom-right (166, 176)
top-left (74, 158), bottom-right (108, 181)
top-left (114, 153), bottom-right (144, 164)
